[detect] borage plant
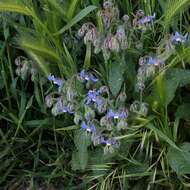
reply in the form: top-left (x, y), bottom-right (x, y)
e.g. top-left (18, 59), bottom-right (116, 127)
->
top-left (1, 0), bottom-right (190, 189)
top-left (45, 1), bottom-right (190, 189)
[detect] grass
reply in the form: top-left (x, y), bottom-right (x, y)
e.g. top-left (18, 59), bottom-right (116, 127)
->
top-left (0, 0), bottom-right (190, 189)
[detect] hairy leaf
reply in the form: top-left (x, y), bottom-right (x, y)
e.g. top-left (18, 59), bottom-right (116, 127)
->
top-left (72, 130), bottom-right (91, 170)
top-left (175, 103), bottom-right (190, 121)
top-left (108, 62), bottom-right (124, 97)
top-left (167, 142), bottom-right (190, 175)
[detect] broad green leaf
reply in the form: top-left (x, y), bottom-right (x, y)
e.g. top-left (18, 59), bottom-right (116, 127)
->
top-left (54, 5), bottom-right (97, 35)
top-left (89, 149), bottom-right (114, 177)
top-left (108, 62), bottom-right (124, 97)
top-left (71, 130), bottom-right (91, 170)
top-left (151, 69), bottom-right (190, 107)
top-left (167, 142), bottom-right (190, 175)
top-left (175, 103), bottom-right (190, 121)
top-left (165, 69), bottom-right (190, 105)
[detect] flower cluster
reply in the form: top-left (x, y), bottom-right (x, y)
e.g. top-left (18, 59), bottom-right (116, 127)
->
top-left (133, 10), bottom-right (156, 30)
top-left (171, 32), bottom-right (188, 45)
top-left (165, 32), bottom-right (189, 51)
top-left (136, 56), bottom-right (164, 92)
top-left (15, 56), bottom-right (37, 81)
top-left (78, 70), bottom-right (98, 83)
top-left (48, 74), bottom-right (64, 92)
top-left (78, 0), bottom-right (129, 60)
top-left (46, 70), bottom-right (128, 154)
top-left (46, 76), bottom-right (77, 116)
top-left (135, 31), bottom-right (189, 92)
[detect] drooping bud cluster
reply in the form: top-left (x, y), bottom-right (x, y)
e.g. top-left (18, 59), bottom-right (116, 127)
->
top-left (78, 0), bottom-right (129, 61)
top-left (15, 56), bottom-right (37, 81)
top-left (46, 75), bottom-right (77, 116)
top-left (130, 101), bottom-right (148, 116)
top-left (136, 56), bottom-right (164, 92)
top-left (99, 0), bottom-right (119, 28)
top-left (135, 31), bottom-right (189, 92)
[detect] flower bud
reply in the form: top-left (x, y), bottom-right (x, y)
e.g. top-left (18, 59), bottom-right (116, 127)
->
top-left (117, 120), bottom-right (128, 130)
top-left (103, 0), bottom-right (113, 9)
top-left (45, 94), bottom-right (53, 108)
top-left (122, 14), bottom-right (129, 22)
top-left (74, 112), bottom-right (82, 125)
top-left (84, 28), bottom-right (97, 44)
top-left (84, 106), bottom-right (95, 120)
top-left (117, 92), bottom-right (127, 102)
top-left (136, 9), bottom-right (145, 17)
top-left (67, 88), bottom-right (76, 101)
top-left (104, 36), bottom-right (119, 52)
top-left (139, 102), bottom-right (148, 116)
top-left (130, 101), bottom-right (140, 112)
top-left (116, 25), bottom-right (126, 42)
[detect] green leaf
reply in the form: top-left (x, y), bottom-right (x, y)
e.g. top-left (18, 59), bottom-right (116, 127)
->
top-left (67, 0), bottom-right (80, 20)
top-left (89, 148), bottom-right (114, 177)
top-left (164, 0), bottom-right (190, 27)
top-left (71, 130), bottom-right (91, 170)
top-left (46, 0), bottom-right (67, 18)
top-left (0, 1), bottom-right (32, 15)
top-left (26, 96), bottom-right (33, 110)
top-left (54, 5), bottom-right (97, 35)
top-left (165, 69), bottom-right (190, 105)
top-left (0, 76), bottom-right (4, 90)
top-left (151, 69), bottom-right (190, 107)
top-left (175, 103), bottom-right (190, 121)
top-left (167, 142), bottom-right (190, 175)
top-left (108, 62), bottom-right (124, 97)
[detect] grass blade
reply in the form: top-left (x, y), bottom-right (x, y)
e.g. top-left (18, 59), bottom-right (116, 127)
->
top-left (54, 5), bottom-right (97, 35)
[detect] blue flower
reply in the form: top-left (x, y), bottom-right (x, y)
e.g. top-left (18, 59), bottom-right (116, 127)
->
top-left (81, 121), bottom-right (96, 133)
top-left (118, 110), bottom-right (128, 119)
top-left (91, 134), bottom-right (105, 146)
top-left (107, 109), bottom-right (116, 119)
top-left (86, 90), bottom-right (100, 104)
top-left (103, 138), bottom-right (119, 147)
top-left (79, 70), bottom-right (98, 83)
top-left (100, 137), bottom-right (120, 154)
top-left (52, 98), bottom-right (74, 116)
top-left (106, 109), bottom-right (128, 119)
top-left (63, 104), bottom-right (75, 114)
top-left (96, 97), bottom-right (107, 113)
top-left (48, 74), bottom-right (64, 87)
top-left (137, 12), bottom-right (156, 25)
top-left (147, 57), bottom-right (163, 66)
top-left (171, 32), bottom-right (188, 45)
